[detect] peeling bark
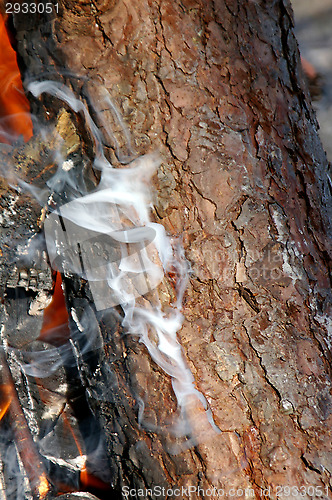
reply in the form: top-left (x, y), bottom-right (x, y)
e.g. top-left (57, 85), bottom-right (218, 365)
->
top-left (2, 0), bottom-right (332, 498)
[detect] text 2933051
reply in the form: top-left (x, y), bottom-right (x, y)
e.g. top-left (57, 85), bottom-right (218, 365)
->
top-left (5, 3), bottom-right (59, 14)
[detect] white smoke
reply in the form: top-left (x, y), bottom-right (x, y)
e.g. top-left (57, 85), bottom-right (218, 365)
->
top-left (20, 80), bottom-right (220, 446)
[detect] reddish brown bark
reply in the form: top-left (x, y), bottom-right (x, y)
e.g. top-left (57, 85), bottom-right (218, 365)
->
top-left (4, 0), bottom-right (332, 497)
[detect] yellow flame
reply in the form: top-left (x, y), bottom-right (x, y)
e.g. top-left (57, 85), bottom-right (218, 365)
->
top-left (38, 473), bottom-right (49, 499)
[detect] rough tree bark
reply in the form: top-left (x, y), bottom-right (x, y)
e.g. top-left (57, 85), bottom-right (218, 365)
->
top-left (1, 0), bottom-right (332, 498)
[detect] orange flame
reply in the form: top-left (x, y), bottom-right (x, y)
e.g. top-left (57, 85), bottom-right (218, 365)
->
top-left (62, 412), bottom-right (88, 485)
top-left (80, 466), bottom-right (110, 492)
top-left (62, 412), bottom-right (110, 493)
top-left (0, 13), bottom-right (33, 143)
top-left (39, 272), bottom-right (71, 346)
top-left (38, 473), bottom-right (50, 499)
top-left (0, 383), bottom-right (12, 420)
top-left (0, 12), bottom-right (33, 141)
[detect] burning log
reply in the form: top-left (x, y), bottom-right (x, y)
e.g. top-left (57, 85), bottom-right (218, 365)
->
top-left (0, 348), bottom-right (51, 499)
top-left (0, 0), bottom-right (332, 498)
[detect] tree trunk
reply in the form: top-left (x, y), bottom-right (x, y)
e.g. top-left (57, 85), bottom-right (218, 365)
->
top-left (1, 0), bottom-right (332, 498)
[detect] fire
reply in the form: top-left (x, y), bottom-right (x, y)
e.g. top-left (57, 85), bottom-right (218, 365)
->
top-left (0, 13), bottom-right (33, 143)
top-left (0, 12), bottom-right (49, 498)
top-left (62, 412), bottom-right (110, 494)
top-left (0, 383), bottom-right (12, 420)
top-left (38, 473), bottom-right (50, 499)
top-left (80, 465), bottom-right (111, 493)
top-left (39, 272), bottom-right (71, 345)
